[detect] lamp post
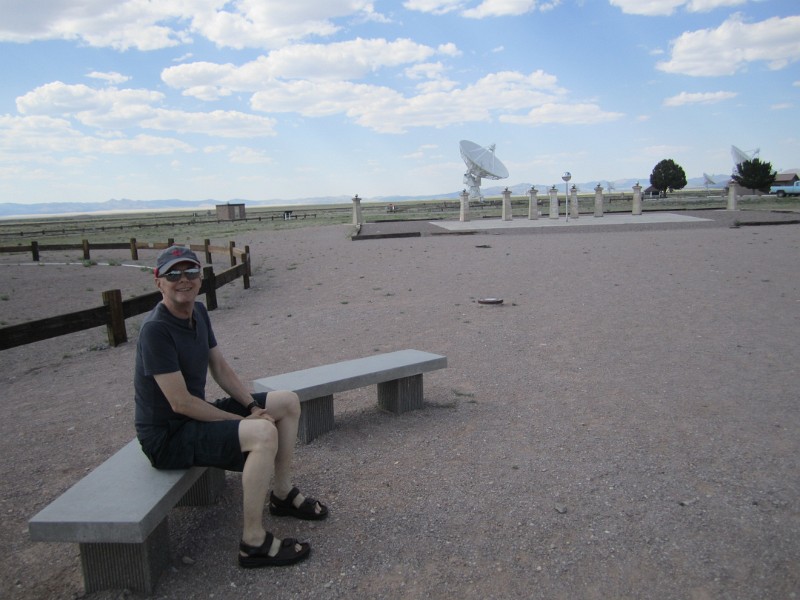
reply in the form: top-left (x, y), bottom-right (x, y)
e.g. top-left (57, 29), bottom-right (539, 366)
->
top-left (562, 172), bottom-right (571, 222)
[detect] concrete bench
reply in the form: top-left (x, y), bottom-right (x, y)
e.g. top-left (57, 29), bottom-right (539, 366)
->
top-left (29, 439), bottom-right (225, 594)
top-left (253, 349), bottom-right (447, 444)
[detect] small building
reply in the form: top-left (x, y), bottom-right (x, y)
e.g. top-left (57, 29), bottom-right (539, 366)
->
top-left (644, 185), bottom-right (661, 198)
top-left (773, 171), bottom-right (799, 186)
top-left (216, 203), bottom-right (246, 221)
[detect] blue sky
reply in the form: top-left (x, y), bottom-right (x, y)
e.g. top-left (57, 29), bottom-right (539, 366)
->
top-left (0, 0), bottom-right (797, 205)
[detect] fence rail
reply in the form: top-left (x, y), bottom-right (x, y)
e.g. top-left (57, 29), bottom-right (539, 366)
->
top-left (0, 239), bottom-right (251, 351)
top-left (0, 212), bottom-right (318, 241)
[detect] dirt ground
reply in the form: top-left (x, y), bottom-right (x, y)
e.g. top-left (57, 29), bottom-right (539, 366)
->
top-left (0, 210), bottom-right (798, 600)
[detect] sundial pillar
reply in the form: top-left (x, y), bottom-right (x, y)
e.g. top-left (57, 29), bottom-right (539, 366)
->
top-left (460, 189), bottom-right (470, 222)
top-left (528, 186), bottom-right (538, 220)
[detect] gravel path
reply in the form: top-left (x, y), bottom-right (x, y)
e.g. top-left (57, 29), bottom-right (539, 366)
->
top-left (1, 210), bottom-right (798, 599)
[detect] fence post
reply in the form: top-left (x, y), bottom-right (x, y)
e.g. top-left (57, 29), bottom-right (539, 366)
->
top-left (31, 241), bottom-right (40, 262)
top-left (203, 266), bottom-right (218, 310)
top-left (83, 240), bottom-right (90, 261)
top-left (204, 239), bottom-right (212, 264)
top-left (229, 241), bottom-right (236, 267)
top-left (102, 289), bottom-right (127, 346)
top-left (130, 238), bottom-right (138, 260)
top-left (243, 245), bottom-right (251, 289)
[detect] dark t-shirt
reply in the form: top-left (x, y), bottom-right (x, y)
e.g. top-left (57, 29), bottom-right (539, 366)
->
top-left (134, 301), bottom-right (217, 449)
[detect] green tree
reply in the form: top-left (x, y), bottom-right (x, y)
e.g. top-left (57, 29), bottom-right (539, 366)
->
top-left (650, 159), bottom-right (687, 197)
top-left (731, 158), bottom-right (776, 193)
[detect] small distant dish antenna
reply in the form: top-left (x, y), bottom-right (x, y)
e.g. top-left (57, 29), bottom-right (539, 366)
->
top-left (703, 173), bottom-right (716, 189)
top-left (606, 181), bottom-right (615, 193)
top-left (731, 145), bottom-right (759, 168)
top-left (460, 140), bottom-right (509, 201)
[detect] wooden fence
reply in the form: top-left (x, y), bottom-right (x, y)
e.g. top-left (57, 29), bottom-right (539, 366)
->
top-left (0, 238), bottom-right (251, 351)
top-left (0, 212), bottom-right (318, 241)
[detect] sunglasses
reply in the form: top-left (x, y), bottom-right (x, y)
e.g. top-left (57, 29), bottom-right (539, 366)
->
top-left (159, 267), bottom-right (202, 282)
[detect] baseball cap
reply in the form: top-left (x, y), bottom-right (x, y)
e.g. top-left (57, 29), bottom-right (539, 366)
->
top-left (155, 245), bottom-right (202, 276)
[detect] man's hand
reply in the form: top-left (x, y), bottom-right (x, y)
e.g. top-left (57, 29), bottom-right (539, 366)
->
top-left (246, 406), bottom-right (275, 422)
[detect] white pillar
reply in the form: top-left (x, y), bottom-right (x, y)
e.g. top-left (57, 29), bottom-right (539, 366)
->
top-left (727, 183), bottom-right (738, 210)
top-left (501, 187), bottom-right (513, 221)
top-left (460, 189), bottom-right (470, 222)
top-left (569, 185), bottom-right (579, 219)
top-left (594, 184), bottom-right (604, 217)
top-left (548, 186), bottom-right (559, 219)
top-left (632, 183), bottom-right (642, 216)
top-left (528, 186), bottom-right (539, 220)
top-left (352, 194), bottom-right (362, 225)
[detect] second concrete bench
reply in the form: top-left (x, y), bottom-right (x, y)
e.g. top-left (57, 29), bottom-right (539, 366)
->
top-left (253, 349), bottom-right (447, 443)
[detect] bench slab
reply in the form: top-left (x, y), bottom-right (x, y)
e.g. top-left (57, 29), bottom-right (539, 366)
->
top-left (253, 349), bottom-right (447, 443)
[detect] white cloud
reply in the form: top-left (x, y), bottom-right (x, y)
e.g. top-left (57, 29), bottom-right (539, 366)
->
top-left (609, 0), bottom-right (682, 16)
top-left (403, 0), bottom-right (465, 15)
top-left (143, 110), bottom-right (277, 138)
top-left (770, 103), bottom-right (792, 111)
top-left (249, 69), bottom-right (583, 133)
top-left (0, 0), bottom-right (381, 50)
top-left (162, 38), bottom-right (454, 100)
top-left (663, 91), bottom-right (737, 106)
top-left (0, 114), bottom-right (82, 156)
top-left (657, 14), bottom-right (800, 76)
top-left (463, 0), bottom-right (556, 18)
top-left (16, 82), bottom-right (164, 123)
top-left (15, 81), bottom-right (277, 137)
top-left (405, 62), bottom-right (447, 80)
top-left (686, 0), bottom-right (746, 11)
top-left (96, 134), bottom-right (194, 155)
top-left (87, 71), bottom-right (131, 84)
top-left (499, 102), bottom-right (624, 125)
top-left (0, 113), bottom-right (193, 160)
top-left (403, 0), bottom-right (561, 17)
top-left (609, 0), bottom-right (744, 16)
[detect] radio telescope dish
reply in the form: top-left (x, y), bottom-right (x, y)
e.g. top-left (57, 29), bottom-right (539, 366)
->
top-left (731, 145), bottom-right (760, 167)
top-left (703, 172), bottom-right (716, 187)
top-left (460, 140), bottom-right (509, 201)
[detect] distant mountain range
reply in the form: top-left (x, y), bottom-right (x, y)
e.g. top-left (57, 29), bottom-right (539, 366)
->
top-left (0, 172), bottom-right (774, 218)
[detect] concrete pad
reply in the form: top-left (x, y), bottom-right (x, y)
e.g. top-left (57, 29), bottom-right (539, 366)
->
top-left (431, 212), bottom-right (711, 231)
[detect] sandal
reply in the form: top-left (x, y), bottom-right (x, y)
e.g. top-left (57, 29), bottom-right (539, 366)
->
top-left (238, 532), bottom-right (310, 568)
top-left (269, 487), bottom-right (329, 521)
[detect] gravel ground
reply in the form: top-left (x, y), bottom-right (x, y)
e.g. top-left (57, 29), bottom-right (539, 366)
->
top-left (1, 210), bottom-right (798, 600)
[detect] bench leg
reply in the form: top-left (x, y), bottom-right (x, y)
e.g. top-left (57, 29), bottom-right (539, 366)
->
top-left (177, 467), bottom-right (226, 506)
top-left (79, 519), bottom-right (170, 594)
top-left (299, 394), bottom-right (334, 444)
top-left (378, 374), bottom-right (423, 414)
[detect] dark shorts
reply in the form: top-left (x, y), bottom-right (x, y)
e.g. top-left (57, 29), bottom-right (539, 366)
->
top-left (141, 392), bottom-right (267, 472)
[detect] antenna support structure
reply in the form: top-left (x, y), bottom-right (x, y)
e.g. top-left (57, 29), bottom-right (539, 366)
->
top-left (460, 140), bottom-right (509, 201)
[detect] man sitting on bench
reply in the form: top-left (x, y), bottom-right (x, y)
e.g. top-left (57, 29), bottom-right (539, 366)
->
top-left (134, 245), bottom-right (328, 569)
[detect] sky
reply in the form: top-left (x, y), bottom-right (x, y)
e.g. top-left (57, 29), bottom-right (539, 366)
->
top-left (0, 0), bottom-right (798, 205)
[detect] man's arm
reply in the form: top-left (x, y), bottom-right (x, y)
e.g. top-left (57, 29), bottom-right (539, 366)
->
top-left (154, 370), bottom-right (247, 422)
top-left (208, 346), bottom-right (260, 412)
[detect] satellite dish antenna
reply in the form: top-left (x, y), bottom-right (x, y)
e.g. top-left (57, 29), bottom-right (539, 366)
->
top-left (606, 181), bottom-right (615, 193)
top-left (460, 140), bottom-right (509, 201)
top-left (703, 172), bottom-right (716, 188)
top-left (731, 145), bottom-right (760, 168)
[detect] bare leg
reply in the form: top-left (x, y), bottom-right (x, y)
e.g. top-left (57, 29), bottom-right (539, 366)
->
top-left (238, 419), bottom-right (280, 553)
top-left (265, 390), bottom-right (325, 516)
top-left (264, 390), bottom-right (301, 497)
